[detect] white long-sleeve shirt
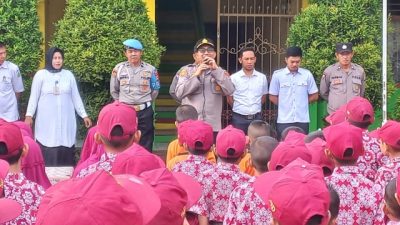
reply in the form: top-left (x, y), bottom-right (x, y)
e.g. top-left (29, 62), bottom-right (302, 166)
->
top-left (26, 69), bottom-right (88, 147)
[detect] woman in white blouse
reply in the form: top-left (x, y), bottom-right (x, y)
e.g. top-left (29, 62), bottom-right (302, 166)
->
top-left (25, 47), bottom-right (92, 166)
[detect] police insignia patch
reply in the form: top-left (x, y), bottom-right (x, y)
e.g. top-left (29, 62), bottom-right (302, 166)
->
top-left (179, 68), bottom-right (188, 77)
top-left (112, 69), bottom-right (117, 77)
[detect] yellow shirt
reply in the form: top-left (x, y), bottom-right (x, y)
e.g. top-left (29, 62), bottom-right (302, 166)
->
top-left (238, 152), bottom-right (255, 176)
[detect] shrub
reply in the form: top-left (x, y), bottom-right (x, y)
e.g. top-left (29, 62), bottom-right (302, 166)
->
top-left (51, 0), bottom-right (165, 130)
top-left (0, 0), bottom-right (42, 116)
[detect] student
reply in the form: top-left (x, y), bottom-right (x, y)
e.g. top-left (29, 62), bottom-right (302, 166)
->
top-left (238, 120), bottom-right (272, 176)
top-left (0, 159), bottom-right (22, 224)
top-left (254, 158), bottom-right (331, 225)
top-left (280, 125), bottom-right (305, 141)
top-left (328, 185), bottom-right (340, 225)
top-left (0, 121), bottom-right (45, 224)
top-left (36, 170), bottom-right (161, 225)
top-left (166, 104), bottom-right (215, 170)
top-left (324, 122), bottom-right (380, 225)
top-left (307, 138), bottom-right (335, 177)
top-left (76, 102), bottom-right (164, 178)
top-left (224, 136), bottom-right (279, 224)
top-left (191, 125), bottom-right (251, 224)
top-left (382, 178), bottom-right (400, 224)
top-left (172, 119), bottom-right (215, 180)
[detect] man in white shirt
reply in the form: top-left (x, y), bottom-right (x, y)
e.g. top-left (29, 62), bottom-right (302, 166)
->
top-left (227, 47), bottom-right (269, 134)
top-left (0, 42), bottom-right (24, 122)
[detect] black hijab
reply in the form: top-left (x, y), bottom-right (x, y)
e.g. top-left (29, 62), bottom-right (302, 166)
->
top-left (45, 47), bottom-right (64, 73)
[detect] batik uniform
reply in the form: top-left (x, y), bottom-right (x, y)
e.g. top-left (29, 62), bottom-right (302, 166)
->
top-left (4, 172), bottom-right (45, 225)
top-left (172, 154), bottom-right (215, 181)
top-left (76, 152), bottom-right (116, 178)
top-left (325, 166), bottom-right (381, 225)
top-left (190, 162), bottom-right (251, 222)
top-left (223, 176), bottom-right (272, 225)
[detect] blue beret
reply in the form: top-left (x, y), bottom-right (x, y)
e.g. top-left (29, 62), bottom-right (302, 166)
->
top-left (123, 39), bottom-right (143, 50)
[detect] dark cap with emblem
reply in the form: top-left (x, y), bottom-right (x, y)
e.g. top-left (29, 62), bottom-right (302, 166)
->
top-left (336, 42), bottom-right (353, 53)
top-left (286, 46), bottom-right (302, 57)
top-left (194, 38), bottom-right (215, 52)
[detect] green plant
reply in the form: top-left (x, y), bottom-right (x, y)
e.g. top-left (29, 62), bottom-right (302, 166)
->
top-left (287, 0), bottom-right (391, 111)
top-left (0, 0), bottom-right (42, 117)
top-left (51, 0), bottom-right (165, 137)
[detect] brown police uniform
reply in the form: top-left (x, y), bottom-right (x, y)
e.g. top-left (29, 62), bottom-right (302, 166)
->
top-left (320, 62), bottom-right (365, 114)
top-left (174, 64), bottom-right (235, 132)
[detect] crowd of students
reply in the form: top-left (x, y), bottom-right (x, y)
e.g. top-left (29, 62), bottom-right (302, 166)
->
top-left (1, 96), bottom-right (400, 225)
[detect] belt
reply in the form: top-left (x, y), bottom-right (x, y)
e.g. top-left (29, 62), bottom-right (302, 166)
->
top-left (132, 102), bottom-right (151, 111)
top-left (233, 112), bottom-right (260, 120)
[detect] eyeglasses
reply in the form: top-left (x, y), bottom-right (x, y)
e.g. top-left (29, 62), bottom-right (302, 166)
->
top-left (197, 48), bottom-right (215, 53)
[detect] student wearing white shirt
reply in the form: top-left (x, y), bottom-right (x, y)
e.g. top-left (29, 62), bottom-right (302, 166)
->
top-left (227, 47), bottom-right (269, 134)
top-left (0, 42), bottom-right (24, 122)
top-left (25, 47), bottom-right (92, 166)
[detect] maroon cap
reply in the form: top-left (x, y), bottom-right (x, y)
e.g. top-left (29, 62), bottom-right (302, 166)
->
top-left (306, 138), bottom-right (335, 175)
top-left (325, 104), bottom-right (347, 125)
top-left (172, 172), bottom-right (202, 208)
top-left (97, 102), bottom-right (138, 141)
top-left (37, 170), bottom-right (161, 225)
top-left (0, 198), bottom-right (22, 224)
top-left (0, 122), bottom-right (24, 159)
top-left (346, 97), bottom-right (374, 124)
top-left (269, 133), bottom-right (312, 171)
top-left (370, 120), bottom-right (400, 149)
top-left (323, 122), bottom-right (364, 160)
top-left (13, 121), bottom-right (34, 138)
top-left (140, 168), bottom-right (201, 225)
top-left (178, 120), bottom-right (213, 151)
top-left (216, 125), bottom-right (246, 158)
top-left (254, 159), bottom-right (330, 225)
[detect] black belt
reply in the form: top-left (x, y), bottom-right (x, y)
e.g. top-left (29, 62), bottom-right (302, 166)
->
top-left (233, 112), bottom-right (261, 120)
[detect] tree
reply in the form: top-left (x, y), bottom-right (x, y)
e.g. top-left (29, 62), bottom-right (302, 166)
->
top-left (0, 0), bottom-right (42, 115)
top-left (51, 0), bottom-right (165, 125)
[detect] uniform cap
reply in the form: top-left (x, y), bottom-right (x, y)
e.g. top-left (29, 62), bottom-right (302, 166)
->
top-left (336, 42), bottom-right (353, 53)
top-left (140, 168), bottom-right (201, 225)
top-left (370, 120), bottom-right (400, 149)
top-left (269, 131), bottom-right (312, 171)
top-left (254, 158), bottom-right (330, 225)
top-left (97, 101), bottom-right (138, 141)
top-left (323, 122), bottom-right (364, 160)
top-left (0, 122), bottom-right (24, 159)
top-left (216, 125), bottom-right (246, 158)
top-left (307, 138), bottom-right (335, 176)
top-left (36, 170), bottom-right (161, 225)
top-left (346, 97), bottom-right (374, 124)
top-left (123, 39), bottom-right (143, 50)
top-left (325, 104), bottom-right (347, 125)
top-left (0, 198), bottom-right (22, 224)
top-left (194, 38), bottom-right (215, 51)
top-left (178, 120), bottom-right (213, 152)
top-left (13, 121), bottom-right (34, 138)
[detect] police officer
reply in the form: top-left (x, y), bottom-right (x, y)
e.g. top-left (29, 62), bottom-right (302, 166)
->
top-left (320, 42), bottom-right (366, 114)
top-left (174, 38), bottom-right (235, 139)
top-left (110, 39), bottom-right (160, 152)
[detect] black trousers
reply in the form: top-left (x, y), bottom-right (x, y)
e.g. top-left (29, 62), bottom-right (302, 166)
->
top-left (137, 106), bottom-right (154, 152)
top-left (38, 142), bottom-right (75, 167)
top-left (231, 112), bottom-right (263, 135)
top-left (276, 122), bottom-right (309, 140)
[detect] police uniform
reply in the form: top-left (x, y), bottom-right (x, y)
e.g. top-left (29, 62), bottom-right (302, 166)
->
top-left (320, 43), bottom-right (366, 114)
top-left (110, 39), bottom-right (160, 152)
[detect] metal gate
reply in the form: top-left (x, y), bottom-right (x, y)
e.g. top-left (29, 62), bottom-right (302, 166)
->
top-left (217, 0), bottom-right (301, 129)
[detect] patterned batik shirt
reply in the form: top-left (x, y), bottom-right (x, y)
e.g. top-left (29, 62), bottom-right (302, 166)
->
top-left (325, 166), bottom-right (381, 225)
top-left (4, 172), bottom-right (45, 225)
top-left (190, 162), bottom-right (251, 222)
top-left (77, 152), bottom-right (117, 178)
top-left (172, 154), bottom-right (215, 181)
top-left (223, 176), bottom-right (272, 225)
top-left (357, 131), bottom-right (390, 181)
top-left (375, 157), bottom-right (400, 193)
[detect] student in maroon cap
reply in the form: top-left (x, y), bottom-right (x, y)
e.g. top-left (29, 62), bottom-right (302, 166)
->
top-left (172, 119), bottom-right (215, 180)
top-left (0, 122), bottom-right (45, 224)
top-left (0, 159), bottom-right (22, 224)
top-left (254, 158), bottom-right (331, 225)
top-left (191, 125), bottom-right (251, 224)
top-left (36, 170), bottom-right (161, 225)
top-left (224, 136), bottom-right (279, 225)
top-left (380, 178), bottom-right (400, 224)
top-left (324, 122), bottom-right (380, 225)
top-left (307, 138), bottom-right (335, 177)
top-left (76, 102), bottom-right (164, 178)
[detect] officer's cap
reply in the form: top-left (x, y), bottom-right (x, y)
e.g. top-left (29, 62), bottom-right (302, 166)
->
top-left (123, 39), bottom-right (143, 50)
top-left (194, 38), bottom-right (215, 52)
top-left (336, 42), bottom-right (353, 53)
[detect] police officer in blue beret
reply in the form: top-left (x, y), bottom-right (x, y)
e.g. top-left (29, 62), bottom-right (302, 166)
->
top-left (110, 38), bottom-right (160, 152)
